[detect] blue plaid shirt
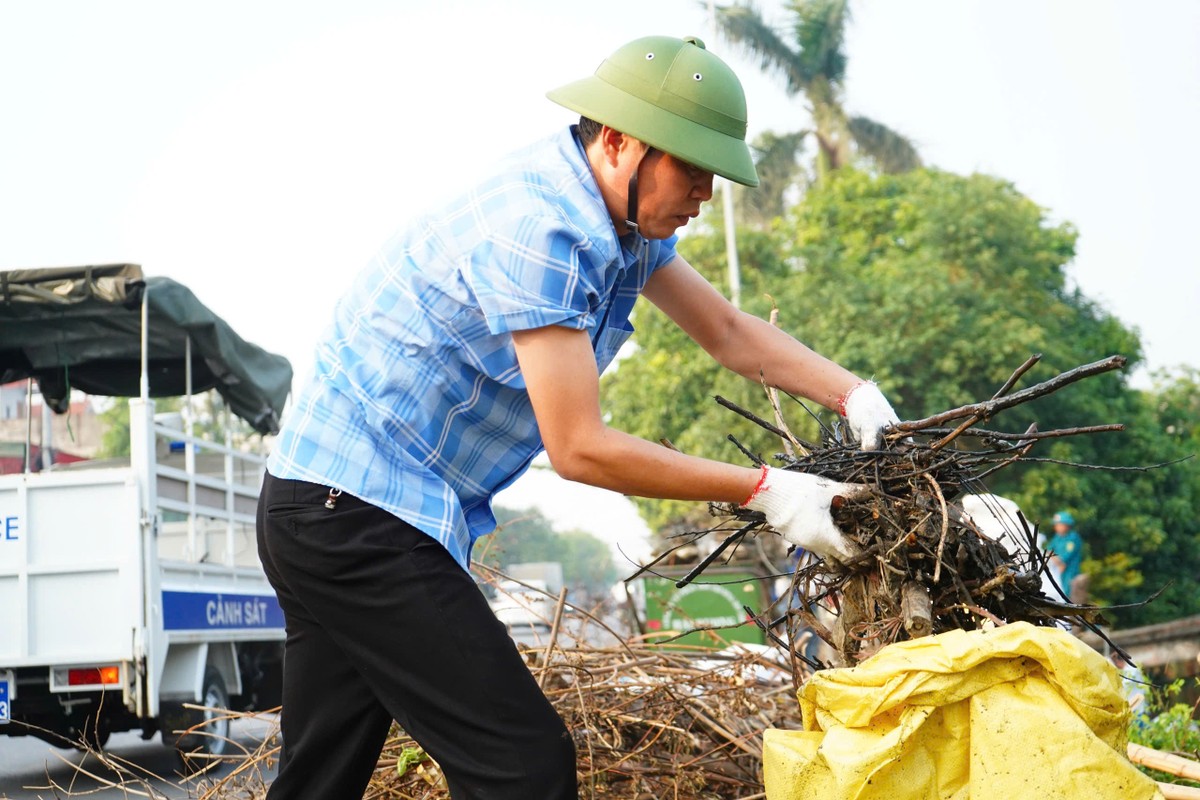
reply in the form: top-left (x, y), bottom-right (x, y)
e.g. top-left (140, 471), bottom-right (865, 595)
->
top-left (269, 127), bottom-right (678, 570)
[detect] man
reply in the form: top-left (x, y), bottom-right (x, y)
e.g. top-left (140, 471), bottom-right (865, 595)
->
top-left (256, 35), bottom-right (900, 799)
top-left (1046, 510), bottom-right (1085, 601)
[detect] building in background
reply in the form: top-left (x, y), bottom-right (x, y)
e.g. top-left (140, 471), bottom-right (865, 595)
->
top-left (0, 381), bottom-right (102, 473)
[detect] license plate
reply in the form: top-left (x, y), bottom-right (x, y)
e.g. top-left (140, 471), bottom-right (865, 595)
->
top-left (0, 671), bottom-right (10, 724)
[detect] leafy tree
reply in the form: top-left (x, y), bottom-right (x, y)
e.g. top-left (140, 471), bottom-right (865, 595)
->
top-left (1128, 678), bottom-right (1200, 787)
top-left (716, 0), bottom-right (921, 185)
top-left (96, 392), bottom-right (255, 459)
top-left (1151, 367), bottom-right (1200, 448)
top-left (476, 507), bottom-right (618, 597)
top-left (603, 168), bottom-right (1199, 626)
top-left (96, 399), bottom-right (136, 459)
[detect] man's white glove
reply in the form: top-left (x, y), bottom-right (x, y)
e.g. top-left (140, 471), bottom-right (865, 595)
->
top-left (840, 381), bottom-right (900, 451)
top-left (743, 467), bottom-right (866, 561)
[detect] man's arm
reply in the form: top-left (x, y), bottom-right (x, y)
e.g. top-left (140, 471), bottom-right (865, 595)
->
top-left (511, 324), bottom-right (760, 501)
top-left (511, 324), bottom-right (867, 560)
top-left (641, 255), bottom-right (860, 411)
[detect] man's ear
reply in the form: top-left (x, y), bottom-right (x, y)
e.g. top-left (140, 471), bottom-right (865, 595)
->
top-left (599, 126), bottom-right (629, 168)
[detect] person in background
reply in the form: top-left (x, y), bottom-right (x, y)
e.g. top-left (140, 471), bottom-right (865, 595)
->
top-left (1046, 510), bottom-right (1086, 603)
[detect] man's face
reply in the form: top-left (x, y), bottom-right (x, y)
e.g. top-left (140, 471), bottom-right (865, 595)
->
top-left (1053, 522), bottom-right (1071, 535)
top-left (588, 127), bottom-right (717, 239)
top-left (633, 150), bottom-right (715, 239)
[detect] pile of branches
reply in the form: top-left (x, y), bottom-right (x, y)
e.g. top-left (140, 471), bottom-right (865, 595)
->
top-left (59, 578), bottom-right (800, 800)
top-left (674, 354), bottom-right (1159, 667)
top-left (369, 640), bottom-right (798, 799)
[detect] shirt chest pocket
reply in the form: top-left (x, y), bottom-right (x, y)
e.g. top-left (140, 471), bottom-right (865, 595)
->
top-left (593, 319), bottom-right (634, 373)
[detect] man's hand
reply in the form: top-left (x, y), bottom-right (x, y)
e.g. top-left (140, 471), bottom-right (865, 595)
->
top-left (840, 381), bottom-right (900, 451)
top-left (743, 467), bottom-right (866, 561)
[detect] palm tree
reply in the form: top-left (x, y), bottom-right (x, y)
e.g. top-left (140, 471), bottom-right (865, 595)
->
top-left (717, 0), bottom-right (921, 182)
top-left (740, 130), bottom-right (808, 228)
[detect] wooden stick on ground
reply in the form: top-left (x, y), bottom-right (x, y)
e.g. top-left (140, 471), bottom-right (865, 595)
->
top-left (1128, 742), bottom-right (1200, 781)
top-left (1158, 783), bottom-right (1200, 800)
top-left (537, 588), bottom-right (568, 690)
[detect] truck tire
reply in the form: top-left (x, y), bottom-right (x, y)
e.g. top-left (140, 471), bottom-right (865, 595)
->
top-left (75, 713), bottom-right (111, 751)
top-left (174, 668), bottom-right (231, 772)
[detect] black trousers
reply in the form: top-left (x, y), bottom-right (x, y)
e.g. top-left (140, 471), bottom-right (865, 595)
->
top-left (256, 472), bottom-right (577, 800)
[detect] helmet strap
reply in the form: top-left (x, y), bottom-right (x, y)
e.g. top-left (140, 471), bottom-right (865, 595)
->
top-left (624, 146), bottom-right (653, 235)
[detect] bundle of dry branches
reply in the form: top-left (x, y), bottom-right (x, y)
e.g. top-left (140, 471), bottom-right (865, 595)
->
top-left (50, 577), bottom-right (800, 800)
top-left (685, 354), bottom-right (1158, 667)
top-left (162, 643), bottom-right (800, 800)
top-left (366, 641), bottom-right (798, 799)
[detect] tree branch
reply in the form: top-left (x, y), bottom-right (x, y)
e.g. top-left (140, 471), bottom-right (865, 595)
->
top-left (892, 355), bottom-right (1127, 433)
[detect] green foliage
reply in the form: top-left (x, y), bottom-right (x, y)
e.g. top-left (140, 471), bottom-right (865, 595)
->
top-left (604, 167), bottom-right (1200, 626)
top-left (95, 392), bottom-right (257, 459)
top-left (776, 168), bottom-right (1087, 408)
top-left (847, 115), bottom-right (923, 174)
top-left (718, 0), bottom-right (849, 96)
top-left (476, 507), bottom-right (617, 597)
top-left (788, 0), bottom-right (850, 89)
top-left (717, 2), bottom-right (812, 96)
top-left (1082, 551), bottom-right (1144, 602)
top-left (1128, 679), bottom-right (1200, 787)
top-left (96, 399), bottom-right (135, 459)
top-left (1153, 367), bottom-right (1200, 447)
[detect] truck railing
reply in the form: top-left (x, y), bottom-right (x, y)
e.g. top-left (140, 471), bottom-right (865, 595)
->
top-left (138, 284), bottom-right (266, 568)
top-left (148, 412), bottom-right (265, 569)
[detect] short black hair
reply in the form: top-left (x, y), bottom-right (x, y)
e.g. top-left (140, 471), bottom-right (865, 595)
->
top-left (577, 116), bottom-right (604, 145)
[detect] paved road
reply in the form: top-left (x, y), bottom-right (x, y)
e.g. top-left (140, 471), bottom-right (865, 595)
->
top-left (0, 718), bottom-right (278, 799)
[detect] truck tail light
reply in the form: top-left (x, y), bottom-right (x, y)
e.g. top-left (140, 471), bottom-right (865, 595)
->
top-left (67, 665), bottom-right (120, 686)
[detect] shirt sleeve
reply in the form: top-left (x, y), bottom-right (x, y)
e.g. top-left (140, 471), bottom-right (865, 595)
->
top-left (464, 215), bottom-right (605, 336)
top-left (650, 234), bottom-right (680, 272)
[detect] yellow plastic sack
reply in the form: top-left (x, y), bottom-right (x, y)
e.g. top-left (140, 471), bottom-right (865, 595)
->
top-left (764, 622), bottom-right (1162, 800)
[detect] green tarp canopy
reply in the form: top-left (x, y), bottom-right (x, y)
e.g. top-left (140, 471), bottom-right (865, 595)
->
top-left (0, 264), bottom-right (292, 435)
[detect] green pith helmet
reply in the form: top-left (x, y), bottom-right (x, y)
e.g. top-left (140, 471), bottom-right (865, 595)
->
top-left (548, 35), bottom-right (759, 187)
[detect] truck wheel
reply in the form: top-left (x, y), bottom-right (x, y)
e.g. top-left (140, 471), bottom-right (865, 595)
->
top-left (75, 714), bottom-right (111, 751)
top-left (175, 668), bottom-right (231, 772)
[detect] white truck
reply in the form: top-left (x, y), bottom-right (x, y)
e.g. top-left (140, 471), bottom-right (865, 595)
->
top-left (489, 562), bottom-right (565, 646)
top-left (0, 265), bottom-right (292, 761)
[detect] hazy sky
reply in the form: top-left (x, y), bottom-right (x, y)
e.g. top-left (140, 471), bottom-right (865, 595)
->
top-left (3, 0), bottom-right (1197, 561)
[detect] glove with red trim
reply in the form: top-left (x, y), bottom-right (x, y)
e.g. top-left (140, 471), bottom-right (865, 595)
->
top-left (743, 466), bottom-right (866, 561)
top-left (839, 381), bottom-right (900, 451)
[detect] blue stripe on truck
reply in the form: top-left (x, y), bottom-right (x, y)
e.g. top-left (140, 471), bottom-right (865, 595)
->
top-left (162, 590), bottom-right (285, 630)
